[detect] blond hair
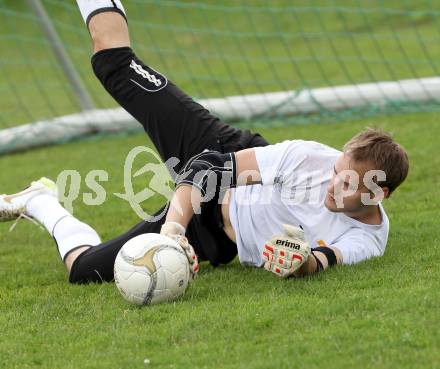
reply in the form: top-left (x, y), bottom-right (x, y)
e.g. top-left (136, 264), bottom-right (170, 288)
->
top-left (343, 128), bottom-right (409, 195)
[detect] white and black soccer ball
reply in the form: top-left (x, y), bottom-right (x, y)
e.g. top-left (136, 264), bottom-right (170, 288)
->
top-left (114, 233), bottom-right (190, 306)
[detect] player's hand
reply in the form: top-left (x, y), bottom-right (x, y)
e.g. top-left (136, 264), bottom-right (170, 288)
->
top-left (262, 224), bottom-right (311, 278)
top-left (160, 221), bottom-right (199, 280)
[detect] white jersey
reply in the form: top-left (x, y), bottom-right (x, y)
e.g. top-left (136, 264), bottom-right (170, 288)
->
top-left (228, 140), bottom-right (389, 267)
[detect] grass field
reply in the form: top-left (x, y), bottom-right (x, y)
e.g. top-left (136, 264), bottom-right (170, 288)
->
top-left (0, 111), bottom-right (439, 369)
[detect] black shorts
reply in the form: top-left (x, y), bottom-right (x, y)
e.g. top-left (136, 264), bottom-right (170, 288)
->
top-left (69, 47), bottom-right (268, 284)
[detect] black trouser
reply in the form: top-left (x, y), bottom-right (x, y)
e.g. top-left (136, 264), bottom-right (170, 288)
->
top-left (69, 47), bottom-right (268, 284)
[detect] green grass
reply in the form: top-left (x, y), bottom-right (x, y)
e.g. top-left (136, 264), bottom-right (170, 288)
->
top-left (0, 111), bottom-right (439, 369)
top-left (0, 1), bottom-right (439, 367)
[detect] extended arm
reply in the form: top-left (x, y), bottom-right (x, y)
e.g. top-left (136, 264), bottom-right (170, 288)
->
top-left (165, 148), bottom-right (261, 228)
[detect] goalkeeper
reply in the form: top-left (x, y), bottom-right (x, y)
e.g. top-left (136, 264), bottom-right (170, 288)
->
top-left (0, 1), bottom-right (409, 282)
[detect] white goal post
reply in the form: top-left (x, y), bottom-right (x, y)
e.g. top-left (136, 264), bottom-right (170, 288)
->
top-left (0, 76), bottom-right (439, 154)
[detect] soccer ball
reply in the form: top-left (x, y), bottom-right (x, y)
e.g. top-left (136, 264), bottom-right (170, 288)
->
top-left (114, 233), bottom-right (190, 306)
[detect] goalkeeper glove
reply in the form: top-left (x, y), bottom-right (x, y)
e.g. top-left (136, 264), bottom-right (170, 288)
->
top-left (262, 224), bottom-right (311, 278)
top-left (160, 221), bottom-right (199, 280)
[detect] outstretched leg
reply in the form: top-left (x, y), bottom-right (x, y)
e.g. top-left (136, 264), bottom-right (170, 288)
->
top-left (80, 1), bottom-right (251, 175)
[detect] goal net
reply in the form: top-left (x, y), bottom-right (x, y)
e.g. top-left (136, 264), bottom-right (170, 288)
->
top-left (0, 0), bottom-right (439, 153)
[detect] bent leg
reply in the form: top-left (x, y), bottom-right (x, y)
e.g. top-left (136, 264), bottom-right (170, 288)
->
top-left (91, 47), bottom-right (226, 174)
top-left (68, 204), bottom-right (233, 284)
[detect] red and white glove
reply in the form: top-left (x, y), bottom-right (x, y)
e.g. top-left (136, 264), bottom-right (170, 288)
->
top-left (262, 224), bottom-right (311, 278)
top-left (160, 221), bottom-right (199, 281)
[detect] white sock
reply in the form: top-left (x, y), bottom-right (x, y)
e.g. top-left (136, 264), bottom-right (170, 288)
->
top-left (76, 0), bottom-right (127, 26)
top-left (52, 216), bottom-right (102, 261)
top-left (27, 195), bottom-right (101, 261)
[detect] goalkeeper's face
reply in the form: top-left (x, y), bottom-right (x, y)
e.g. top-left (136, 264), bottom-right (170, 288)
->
top-left (324, 153), bottom-right (387, 214)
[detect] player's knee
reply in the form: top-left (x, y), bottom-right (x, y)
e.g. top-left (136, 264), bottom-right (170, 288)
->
top-left (88, 12), bottom-right (130, 53)
top-left (68, 252), bottom-right (110, 284)
top-left (91, 34), bottom-right (129, 54)
top-left (68, 267), bottom-right (87, 284)
top-left (68, 266), bottom-right (104, 285)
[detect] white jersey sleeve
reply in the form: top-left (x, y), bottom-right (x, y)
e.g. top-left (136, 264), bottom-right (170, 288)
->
top-left (331, 229), bottom-right (386, 265)
top-left (253, 140), bottom-right (339, 186)
top-left (330, 204), bottom-right (389, 265)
